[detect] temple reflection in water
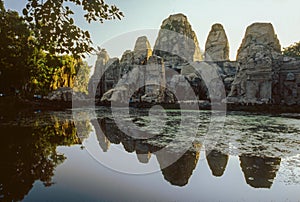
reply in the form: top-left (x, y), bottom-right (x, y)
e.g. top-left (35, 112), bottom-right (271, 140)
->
top-left (0, 111), bottom-right (292, 201)
top-left (92, 116), bottom-right (282, 188)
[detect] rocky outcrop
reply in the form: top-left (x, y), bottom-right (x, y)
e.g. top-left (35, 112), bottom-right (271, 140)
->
top-left (153, 13), bottom-right (202, 69)
top-left (101, 55), bottom-right (166, 104)
top-left (93, 49), bottom-right (110, 78)
top-left (204, 23), bottom-right (229, 61)
top-left (237, 23), bottom-right (281, 63)
top-left (276, 59), bottom-right (300, 105)
top-left (92, 36), bottom-right (161, 103)
top-left (228, 23), bottom-right (282, 104)
top-left (133, 36), bottom-right (152, 65)
top-left (118, 50), bottom-right (135, 81)
top-left (142, 55), bottom-right (166, 102)
top-left (91, 15), bottom-right (300, 106)
top-left (46, 87), bottom-right (86, 102)
top-left (88, 49), bottom-right (111, 98)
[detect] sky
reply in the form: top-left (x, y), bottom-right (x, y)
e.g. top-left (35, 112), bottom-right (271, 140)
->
top-left (4, 0), bottom-right (300, 66)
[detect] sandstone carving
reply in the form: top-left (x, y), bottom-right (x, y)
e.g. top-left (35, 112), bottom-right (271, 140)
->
top-left (204, 23), bottom-right (229, 61)
top-left (153, 13), bottom-right (202, 68)
top-left (101, 55), bottom-right (166, 104)
top-left (90, 15), bottom-right (300, 106)
top-left (228, 23), bottom-right (282, 104)
top-left (133, 36), bottom-right (152, 65)
top-left (88, 49), bottom-right (111, 98)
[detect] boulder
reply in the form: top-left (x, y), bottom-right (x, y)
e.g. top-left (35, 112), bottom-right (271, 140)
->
top-left (204, 23), bottom-right (230, 61)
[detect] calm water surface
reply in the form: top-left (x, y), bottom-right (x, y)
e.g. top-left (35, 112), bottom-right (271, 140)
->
top-left (0, 107), bottom-right (300, 201)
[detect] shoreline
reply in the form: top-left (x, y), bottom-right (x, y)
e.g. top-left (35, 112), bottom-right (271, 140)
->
top-left (1, 96), bottom-right (300, 114)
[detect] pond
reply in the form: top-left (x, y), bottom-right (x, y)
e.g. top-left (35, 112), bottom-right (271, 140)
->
top-left (0, 107), bottom-right (300, 201)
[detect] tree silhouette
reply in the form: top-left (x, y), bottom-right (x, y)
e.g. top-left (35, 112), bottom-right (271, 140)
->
top-left (21, 0), bottom-right (123, 58)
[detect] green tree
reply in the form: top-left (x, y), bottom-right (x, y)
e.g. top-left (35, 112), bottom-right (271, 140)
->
top-left (0, 1), bottom-right (94, 96)
top-left (22, 0), bottom-right (123, 58)
top-left (73, 60), bottom-right (91, 93)
top-left (0, 3), bottom-right (34, 94)
top-left (283, 42), bottom-right (300, 59)
top-left (30, 52), bottom-right (90, 95)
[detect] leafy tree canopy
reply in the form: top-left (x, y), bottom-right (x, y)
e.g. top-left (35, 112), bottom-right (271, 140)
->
top-left (283, 41), bottom-right (300, 59)
top-left (0, 3), bottom-right (34, 91)
top-left (22, 0), bottom-right (123, 58)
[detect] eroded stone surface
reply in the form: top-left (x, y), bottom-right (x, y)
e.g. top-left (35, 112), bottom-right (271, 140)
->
top-left (228, 23), bottom-right (282, 104)
top-left (91, 17), bottom-right (300, 106)
top-left (153, 13), bottom-right (202, 68)
top-left (204, 23), bottom-right (229, 61)
top-left (133, 36), bottom-right (152, 65)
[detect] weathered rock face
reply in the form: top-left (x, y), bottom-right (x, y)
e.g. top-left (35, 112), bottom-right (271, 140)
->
top-left (46, 87), bottom-right (86, 102)
top-left (133, 36), bottom-right (152, 65)
top-left (142, 55), bottom-right (166, 102)
top-left (213, 61), bottom-right (238, 96)
top-left (228, 23), bottom-right (282, 103)
top-left (237, 23), bottom-right (281, 62)
top-left (94, 49), bottom-right (110, 77)
top-left (204, 23), bottom-right (230, 61)
top-left (153, 13), bottom-right (202, 68)
top-left (88, 49), bottom-right (111, 98)
top-left (91, 17), bottom-right (300, 106)
top-left (275, 59), bottom-right (300, 105)
top-left (91, 36), bottom-right (157, 102)
top-left (101, 55), bottom-right (167, 103)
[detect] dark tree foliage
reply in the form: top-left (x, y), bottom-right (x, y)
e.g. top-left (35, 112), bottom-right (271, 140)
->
top-left (22, 0), bottom-right (123, 58)
top-left (283, 42), bottom-right (300, 59)
top-left (0, 1), bottom-right (93, 95)
top-left (0, 3), bottom-right (34, 93)
top-left (0, 118), bottom-right (88, 201)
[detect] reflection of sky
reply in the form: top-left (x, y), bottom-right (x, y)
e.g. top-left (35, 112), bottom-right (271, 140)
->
top-left (4, 0), bottom-right (300, 66)
top-left (24, 144), bottom-right (300, 201)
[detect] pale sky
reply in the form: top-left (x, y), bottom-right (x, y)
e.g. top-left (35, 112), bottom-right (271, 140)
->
top-left (4, 0), bottom-right (300, 66)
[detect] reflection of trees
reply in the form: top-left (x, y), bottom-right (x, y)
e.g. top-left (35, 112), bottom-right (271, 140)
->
top-left (206, 149), bottom-right (229, 177)
top-left (239, 155), bottom-right (281, 188)
top-left (0, 117), bottom-right (87, 201)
